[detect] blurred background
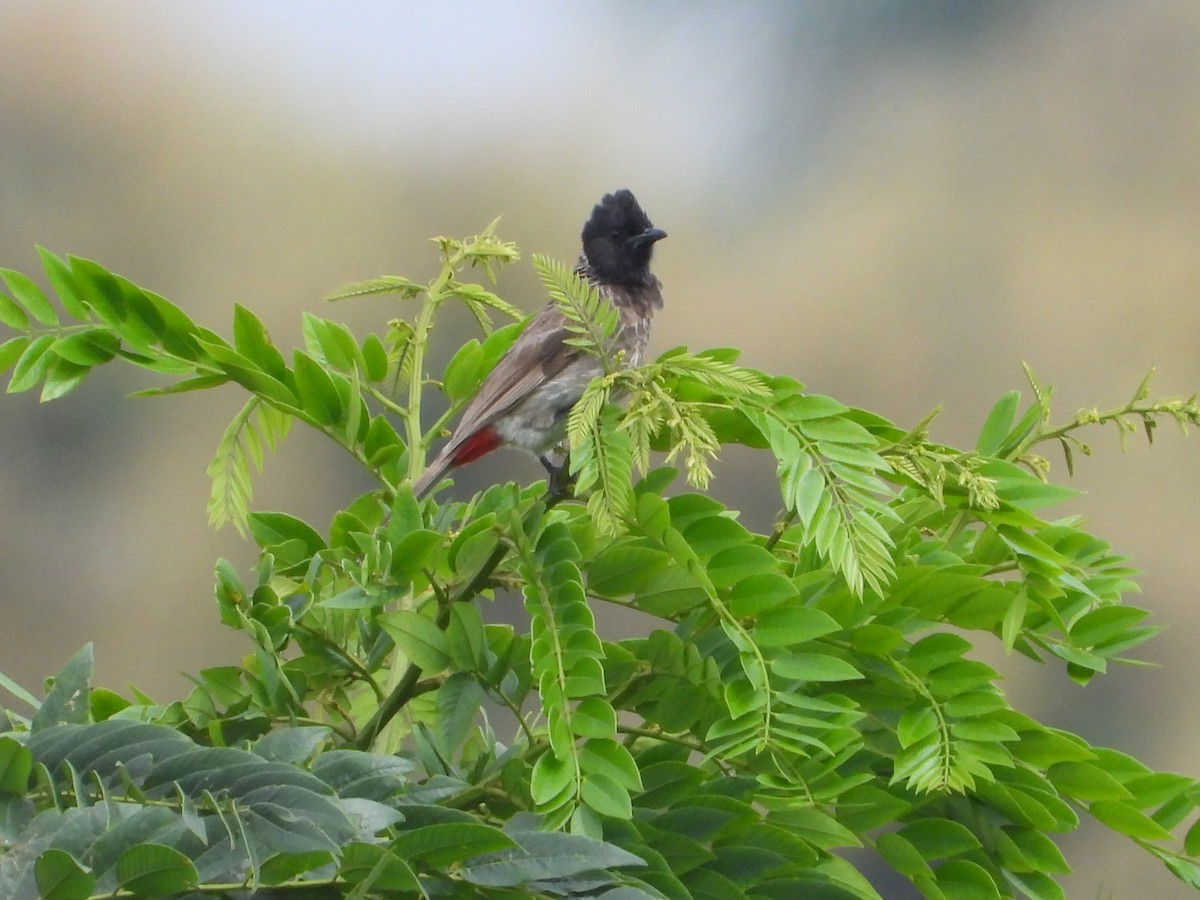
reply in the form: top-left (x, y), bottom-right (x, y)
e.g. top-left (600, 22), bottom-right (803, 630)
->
top-left (2, 1), bottom-right (1199, 895)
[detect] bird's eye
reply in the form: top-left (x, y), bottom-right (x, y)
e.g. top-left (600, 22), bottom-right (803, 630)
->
top-left (610, 229), bottom-right (621, 240)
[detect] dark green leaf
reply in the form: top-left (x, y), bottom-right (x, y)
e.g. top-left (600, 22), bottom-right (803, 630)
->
top-left (392, 822), bottom-right (517, 866)
top-left (255, 726), bottom-right (330, 764)
top-left (460, 830), bottom-right (644, 887)
top-left (31, 644), bottom-right (92, 730)
top-left (0, 737), bottom-right (31, 796)
top-left (259, 851), bottom-right (334, 885)
top-left (35, 849), bottom-right (95, 900)
top-left (115, 843), bottom-right (198, 895)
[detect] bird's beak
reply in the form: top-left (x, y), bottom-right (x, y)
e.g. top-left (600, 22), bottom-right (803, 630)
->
top-left (630, 227), bottom-right (667, 247)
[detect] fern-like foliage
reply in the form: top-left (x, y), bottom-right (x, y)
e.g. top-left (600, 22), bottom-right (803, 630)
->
top-left (533, 253), bottom-right (620, 366)
top-left (206, 397), bottom-right (293, 535)
top-left (0, 646), bottom-right (652, 899)
top-left (511, 514), bottom-right (642, 833)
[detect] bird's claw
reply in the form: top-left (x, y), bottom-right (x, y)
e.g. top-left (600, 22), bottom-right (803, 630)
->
top-left (539, 453), bottom-right (576, 500)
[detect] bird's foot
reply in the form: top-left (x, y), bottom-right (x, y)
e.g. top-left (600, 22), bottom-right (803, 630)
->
top-left (539, 453), bottom-right (575, 500)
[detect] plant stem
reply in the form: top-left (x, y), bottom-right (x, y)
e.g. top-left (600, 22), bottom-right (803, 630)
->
top-left (354, 493), bottom-right (560, 750)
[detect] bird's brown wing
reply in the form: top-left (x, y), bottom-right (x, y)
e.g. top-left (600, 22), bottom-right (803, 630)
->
top-left (440, 302), bottom-right (578, 454)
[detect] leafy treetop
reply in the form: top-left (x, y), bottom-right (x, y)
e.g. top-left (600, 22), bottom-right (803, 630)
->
top-left (1, 228), bottom-right (1200, 898)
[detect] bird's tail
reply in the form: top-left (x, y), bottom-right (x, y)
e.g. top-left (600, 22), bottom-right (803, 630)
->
top-left (412, 426), bottom-right (503, 498)
top-left (412, 447), bottom-right (456, 498)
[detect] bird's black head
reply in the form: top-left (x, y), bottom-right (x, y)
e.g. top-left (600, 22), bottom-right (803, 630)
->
top-left (580, 189), bottom-right (667, 286)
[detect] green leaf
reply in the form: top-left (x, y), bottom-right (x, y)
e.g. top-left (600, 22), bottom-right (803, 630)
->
top-left (68, 255), bottom-right (127, 326)
top-left (0, 737), bottom-right (32, 796)
top-left (0, 336), bottom-right (29, 374)
top-left (1068, 606), bottom-right (1150, 648)
top-left (907, 632), bottom-right (972, 674)
top-left (248, 511), bottom-right (326, 556)
top-left (459, 831), bottom-right (644, 887)
top-left (293, 350), bottom-right (343, 425)
top-left (233, 303), bottom-right (288, 380)
top-left (132, 374), bottom-right (230, 396)
top-left (388, 530), bottom-right (443, 583)
top-left (1185, 818), bottom-right (1200, 858)
top-left (325, 274), bottom-right (424, 302)
top-left (197, 337), bottom-right (298, 407)
top-left (392, 822), bottom-right (517, 866)
top-left (933, 858), bottom-right (1001, 898)
top-left (255, 726), bottom-right (330, 764)
top-left (35, 849), bottom-right (95, 900)
top-left (531, 753), bottom-right (578, 807)
top-left (320, 586), bottom-right (380, 610)
top-left (753, 607), bottom-right (841, 647)
top-left (581, 771), bottom-right (633, 819)
top-left (259, 852), bottom-right (334, 885)
top-left (362, 332), bottom-right (390, 381)
top-left (51, 328), bottom-right (120, 365)
top-left (899, 817), bottom-right (982, 858)
top-left (116, 843), bottom-right (198, 895)
top-left (338, 843), bottom-right (420, 891)
top-left (31, 644), bottom-right (92, 730)
top-left (442, 338), bottom-right (485, 402)
top-left (2, 267), bottom-right (57, 325)
top-left (725, 571), bottom-right (799, 617)
top-left (1005, 828), bottom-right (1070, 874)
top-left (0, 292), bottom-right (29, 330)
top-left (875, 832), bottom-right (932, 880)
top-left (39, 356), bottom-right (90, 402)
top-left (770, 653), bottom-right (862, 683)
top-left (381, 610), bottom-right (452, 672)
top-left (896, 707), bottom-right (939, 749)
top-left (572, 697), bottom-right (617, 739)
top-left (1089, 800), bottom-right (1174, 841)
top-left (580, 739), bottom-right (642, 791)
top-left (6, 333), bottom-right (56, 393)
top-left (588, 544), bottom-right (671, 597)
top-left (976, 390), bottom-right (1020, 455)
top-left (36, 246), bottom-right (89, 320)
top-left (1047, 761), bottom-right (1134, 802)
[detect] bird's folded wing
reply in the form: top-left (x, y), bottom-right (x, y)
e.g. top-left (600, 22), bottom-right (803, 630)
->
top-left (441, 304), bottom-right (576, 452)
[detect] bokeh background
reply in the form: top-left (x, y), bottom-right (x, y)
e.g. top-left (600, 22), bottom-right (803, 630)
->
top-left (3, 1), bottom-right (1199, 895)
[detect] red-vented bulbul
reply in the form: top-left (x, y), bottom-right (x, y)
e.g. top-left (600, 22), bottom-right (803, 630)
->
top-left (412, 189), bottom-right (666, 497)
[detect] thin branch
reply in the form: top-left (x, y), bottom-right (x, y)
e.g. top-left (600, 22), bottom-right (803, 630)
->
top-left (354, 493), bottom-right (561, 750)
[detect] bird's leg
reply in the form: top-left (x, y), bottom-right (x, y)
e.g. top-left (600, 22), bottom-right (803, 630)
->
top-left (539, 451), bottom-right (575, 499)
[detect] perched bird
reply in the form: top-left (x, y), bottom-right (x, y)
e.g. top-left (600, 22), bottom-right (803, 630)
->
top-left (412, 189), bottom-right (666, 498)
